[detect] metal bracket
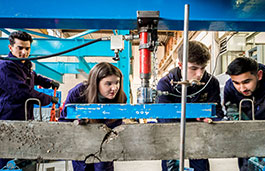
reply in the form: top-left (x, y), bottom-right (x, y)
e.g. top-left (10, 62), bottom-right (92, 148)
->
top-left (25, 98), bottom-right (42, 121)
top-left (239, 98), bottom-right (255, 120)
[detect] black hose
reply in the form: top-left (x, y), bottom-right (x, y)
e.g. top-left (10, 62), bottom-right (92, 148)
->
top-left (0, 38), bottom-right (103, 61)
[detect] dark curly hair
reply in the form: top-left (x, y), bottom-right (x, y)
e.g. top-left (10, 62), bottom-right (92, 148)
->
top-left (9, 31), bottom-right (33, 46)
top-left (226, 57), bottom-right (258, 75)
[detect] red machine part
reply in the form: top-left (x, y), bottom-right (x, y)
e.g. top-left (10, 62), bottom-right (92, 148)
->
top-left (50, 88), bottom-right (57, 122)
top-left (139, 32), bottom-right (151, 75)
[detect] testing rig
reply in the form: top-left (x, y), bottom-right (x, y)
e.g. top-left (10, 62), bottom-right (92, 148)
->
top-left (1, 1), bottom-right (265, 171)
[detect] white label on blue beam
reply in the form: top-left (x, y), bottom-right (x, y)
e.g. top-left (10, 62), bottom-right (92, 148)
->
top-left (65, 103), bottom-right (216, 119)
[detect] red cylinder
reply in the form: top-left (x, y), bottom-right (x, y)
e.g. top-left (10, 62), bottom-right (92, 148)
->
top-left (139, 32), bottom-right (151, 74)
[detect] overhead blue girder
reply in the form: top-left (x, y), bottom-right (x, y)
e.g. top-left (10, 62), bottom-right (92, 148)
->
top-left (14, 29), bottom-right (60, 39)
top-left (0, 37), bottom-right (114, 56)
top-left (117, 30), bottom-right (131, 103)
top-left (67, 30), bottom-right (99, 39)
top-left (76, 56), bottom-right (91, 73)
top-left (33, 61), bottom-right (64, 83)
top-left (0, 0), bottom-right (265, 31)
top-left (37, 62), bottom-right (118, 74)
top-left (0, 28), bottom-right (10, 35)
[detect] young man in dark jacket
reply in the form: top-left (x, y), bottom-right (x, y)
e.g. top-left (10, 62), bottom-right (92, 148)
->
top-left (224, 57), bottom-right (265, 171)
top-left (0, 31), bottom-right (59, 168)
top-left (157, 41), bottom-right (224, 171)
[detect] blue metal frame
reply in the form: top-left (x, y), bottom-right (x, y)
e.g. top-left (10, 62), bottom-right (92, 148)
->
top-left (76, 56), bottom-right (91, 74)
top-left (67, 30), bottom-right (99, 39)
top-left (34, 62), bottom-right (118, 74)
top-left (0, 0), bottom-right (265, 31)
top-left (14, 29), bottom-right (60, 39)
top-left (65, 103), bottom-right (216, 119)
top-left (33, 61), bottom-right (64, 83)
top-left (0, 38), bottom-right (114, 56)
top-left (0, 30), bottom-right (131, 101)
top-left (117, 30), bottom-right (131, 103)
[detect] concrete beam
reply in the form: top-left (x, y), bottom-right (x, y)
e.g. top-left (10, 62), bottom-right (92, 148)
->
top-left (0, 120), bottom-right (265, 163)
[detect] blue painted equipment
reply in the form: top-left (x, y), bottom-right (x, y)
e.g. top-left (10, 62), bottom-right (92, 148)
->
top-left (34, 88), bottom-right (61, 108)
top-left (65, 103), bottom-right (216, 119)
top-left (0, 160), bottom-right (22, 171)
top-left (0, 30), bottom-right (132, 102)
top-left (1, 0), bottom-right (265, 31)
top-left (0, 159), bottom-right (36, 171)
top-left (248, 157), bottom-right (265, 171)
top-left (33, 88), bottom-right (62, 121)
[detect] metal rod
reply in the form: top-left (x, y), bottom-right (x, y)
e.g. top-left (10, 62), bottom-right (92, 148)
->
top-left (239, 98), bottom-right (255, 120)
top-left (25, 98), bottom-right (42, 121)
top-left (179, 4), bottom-right (189, 171)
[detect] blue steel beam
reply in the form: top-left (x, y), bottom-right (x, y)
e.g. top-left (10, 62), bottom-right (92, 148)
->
top-left (14, 29), bottom-right (60, 39)
top-left (37, 62), bottom-right (118, 74)
top-left (0, 38), bottom-right (114, 56)
top-left (30, 38), bottom-right (114, 57)
top-left (117, 30), bottom-right (131, 103)
top-left (76, 56), bottom-right (91, 73)
top-left (0, 0), bottom-right (265, 31)
top-left (67, 30), bottom-right (99, 39)
top-left (33, 61), bottom-right (64, 83)
top-left (0, 28), bottom-right (10, 35)
top-left (65, 103), bottom-right (216, 119)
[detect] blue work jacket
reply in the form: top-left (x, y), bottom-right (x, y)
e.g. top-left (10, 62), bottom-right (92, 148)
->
top-left (157, 67), bottom-right (224, 123)
top-left (60, 82), bottom-right (125, 171)
top-left (0, 52), bottom-right (52, 120)
top-left (224, 64), bottom-right (265, 120)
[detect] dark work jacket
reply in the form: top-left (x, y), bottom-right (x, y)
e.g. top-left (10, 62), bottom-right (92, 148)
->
top-left (224, 64), bottom-right (265, 120)
top-left (0, 52), bottom-right (52, 120)
top-left (157, 67), bottom-right (224, 123)
top-left (60, 82), bottom-right (126, 171)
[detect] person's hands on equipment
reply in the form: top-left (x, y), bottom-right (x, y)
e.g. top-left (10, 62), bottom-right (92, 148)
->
top-left (51, 80), bottom-right (60, 90)
top-left (196, 118), bottom-right (213, 123)
top-left (51, 96), bottom-right (59, 104)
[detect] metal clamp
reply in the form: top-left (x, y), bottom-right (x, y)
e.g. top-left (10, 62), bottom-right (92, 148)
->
top-left (170, 79), bottom-right (205, 86)
top-left (239, 98), bottom-right (255, 120)
top-left (25, 98), bottom-right (42, 121)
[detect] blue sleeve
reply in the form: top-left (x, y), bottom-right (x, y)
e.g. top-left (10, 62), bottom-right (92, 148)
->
top-left (224, 79), bottom-right (232, 106)
top-left (208, 78), bottom-right (224, 118)
top-left (60, 83), bottom-right (84, 119)
top-left (34, 72), bottom-right (52, 88)
top-left (157, 76), bottom-right (179, 123)
top-left (0, 62), bottom-right (51, 106)
top-left (157, 77), bottom-right (175, 103)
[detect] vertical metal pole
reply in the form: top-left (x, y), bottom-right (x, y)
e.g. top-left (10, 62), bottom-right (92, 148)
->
top-left (179, 4), bottom-right (189, 171)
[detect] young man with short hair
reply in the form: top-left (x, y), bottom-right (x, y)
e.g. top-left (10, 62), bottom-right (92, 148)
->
top-left (157, 41), bottom-right (224, 171)
top-left (0, 31), bottom-right (60, 169)
top-left (224, 57), bottom-right (265, 171)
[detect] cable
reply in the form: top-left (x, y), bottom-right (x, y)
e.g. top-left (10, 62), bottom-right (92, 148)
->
top-left (0, 37), bottom-right (105, 61)
top-left (166, 32), bottom-right (238, 98)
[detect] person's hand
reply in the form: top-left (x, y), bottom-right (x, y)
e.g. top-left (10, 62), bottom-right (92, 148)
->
top-left (196, 118), bottom-right (213, 123)
top-left (51, 97), bottom-right (59, 104)
top-left (51, 80), bottom-right (60, 90)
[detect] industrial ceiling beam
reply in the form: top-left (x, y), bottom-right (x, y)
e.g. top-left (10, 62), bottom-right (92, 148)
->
top-left (39, 62), bottom-right (117, 74)
top-left (67, 29), bottom-right (99, 39)
top-left (33, 61), bottom-right (64, 83)
top-left (0, 37), bottom-right (113, 56)
top-left (0, 0), bottom-right (265, 31)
